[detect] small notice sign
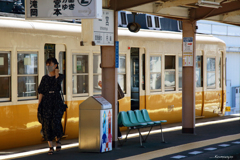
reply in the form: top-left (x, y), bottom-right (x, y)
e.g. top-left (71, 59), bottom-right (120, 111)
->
top-left (183, 37), bottom-right (193, 66)
top-left (93, 96), bottom-right (112, 109)
top-left (183, 37), bottom-right (193, 52)
top-left (225, 106), bottom-right (231, 112)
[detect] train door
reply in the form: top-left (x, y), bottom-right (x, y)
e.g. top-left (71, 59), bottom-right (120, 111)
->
top-left (196, 55), bottom-right (204, 117)
top-left (130, 48), bottom-right (146, 110)
top-left (219, 52), bottom-right (224, 113)
top-left (131, 48), bottom-right (139, 110)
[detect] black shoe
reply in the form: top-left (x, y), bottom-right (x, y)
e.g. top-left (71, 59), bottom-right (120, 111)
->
top-left (48, 147), bottom-right (54, 155)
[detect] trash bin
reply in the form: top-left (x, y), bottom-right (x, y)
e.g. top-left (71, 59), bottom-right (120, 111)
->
top-left (79, 96), bottom-right (112, 152)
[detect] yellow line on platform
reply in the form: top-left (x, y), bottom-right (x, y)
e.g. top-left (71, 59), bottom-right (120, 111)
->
top-left (117, 133), bottom-right (240, 160)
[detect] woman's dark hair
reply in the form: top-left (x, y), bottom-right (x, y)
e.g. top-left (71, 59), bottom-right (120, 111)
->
top-left (46, 57), bottom-right (59, 69)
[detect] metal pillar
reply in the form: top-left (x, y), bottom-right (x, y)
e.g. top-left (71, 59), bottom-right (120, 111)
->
top-left (182, 20), bottom-right (196, 134)
top-left (101, 11), bottom-right (118, 147)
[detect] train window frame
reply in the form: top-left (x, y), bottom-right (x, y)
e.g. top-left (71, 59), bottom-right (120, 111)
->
top-left (118, 54), bottom-right (126, 94)
top-left (165, 55), bottom-right (176, 92)
top-left (59, 51), bottom-right (66, 94)
top-left (17, 52), bottom-right (38, 100)
top-left (72, 53), bottom-right (89, 97)
top-left (207, 57), bottom-right (216, 89)
top-left (93, 53), bottom-right (102, 95)
top-left (178, 56), bottom-right (182, 91)
top-left (196, 55), bottom-right (203, 88)
top-left (218, 56), bottom-right (222, 88)
top-left (0, 51), bottom-right (11, 102)
top-left (150, 55), bottom-right (162, 92)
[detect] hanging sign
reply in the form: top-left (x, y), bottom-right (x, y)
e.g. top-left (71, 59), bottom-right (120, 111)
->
top-left (93, 9), bottom-right (114, 46)
top-left (183, 37), bottom-right (193, 66)
top-left (25, 0), bottom-right (102, 20)
top-left (81, 9), bottom-right (114, 46)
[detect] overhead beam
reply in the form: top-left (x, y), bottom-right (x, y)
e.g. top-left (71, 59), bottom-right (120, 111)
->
top-left (206, 14), bottom-right (240, 26)
top-left (222, 10), bottom-right (240, 20)
top-left (192, 0), bottom-right (240, 20)
top-left (110, 0), bottom-right (159, 11)
top-left (154, 0), bottom-right (198, 13)
top-left (128, 3), bottom-right (189, 19)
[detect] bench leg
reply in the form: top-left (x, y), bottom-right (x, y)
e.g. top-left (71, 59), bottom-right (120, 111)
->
top-left (137, 128), bottom-right (144, 148)
top-left (118, 137), bottom-right (123, 146)
top-left (160, 123), bottom-right (166, 143)
top-left (143, 126), bottom-right (153, 143)
top-left (124, 129), bottom-right (131, 142)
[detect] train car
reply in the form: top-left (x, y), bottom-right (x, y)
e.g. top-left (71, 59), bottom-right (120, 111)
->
top-left (0, 17), bottom-right (226, 150)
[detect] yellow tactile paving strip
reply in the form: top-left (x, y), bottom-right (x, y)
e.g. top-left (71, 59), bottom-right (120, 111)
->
top-left (117, 133), bottom-right (240, 160)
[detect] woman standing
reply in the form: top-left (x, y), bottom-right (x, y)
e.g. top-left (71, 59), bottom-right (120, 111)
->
top-left (38, 58), bottom-right (64, 155)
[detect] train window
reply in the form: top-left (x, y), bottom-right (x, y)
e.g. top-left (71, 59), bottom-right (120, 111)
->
top-left (150, 56), bottom-right (161, 91)
top-left (165, 56), bottom-right (176, 91)
top-left (93, 54), bottom-right (102, 95)
top-left (118, 55), bottom-right (126, 93)
top-left (154, 17), bottom-right (160, 28)
top-left (196, 56), bottom-right (203, 87)
top-left (147, 16), bottom-right (152, 28)
top-left (179, 57), bottom-right (182, 90)
top-left (17, 53), bottom-right (38, 99)
top-left (207, 58), bottom-right (216, 88)
top-left (120, 12), bottom-right (127, 25)
top-left (0, 52), bottom-right (11, 101)
top-left (72, 54), bottom-right (89, 95)
top-left (59, 52), bottom-right (66, 94)
top-left (219, 57), bottom-right (222, 88)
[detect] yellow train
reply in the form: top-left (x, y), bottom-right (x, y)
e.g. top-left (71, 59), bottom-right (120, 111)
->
top-left (0, 17), bottom-right (226, 150)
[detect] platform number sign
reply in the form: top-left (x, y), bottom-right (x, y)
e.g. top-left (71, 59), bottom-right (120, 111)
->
top-left (78, 0), bottom-right (92, 6)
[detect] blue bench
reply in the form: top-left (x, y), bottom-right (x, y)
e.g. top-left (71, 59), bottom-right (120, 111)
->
top-left (118, 109), bottom-right (167, 147)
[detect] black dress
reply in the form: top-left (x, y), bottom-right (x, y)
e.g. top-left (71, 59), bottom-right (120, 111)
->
top-left (38, 74), bottom-right (64, 141)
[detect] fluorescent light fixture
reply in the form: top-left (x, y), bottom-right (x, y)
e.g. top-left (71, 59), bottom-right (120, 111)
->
top-left (197, 0), bottom-right (222, 8)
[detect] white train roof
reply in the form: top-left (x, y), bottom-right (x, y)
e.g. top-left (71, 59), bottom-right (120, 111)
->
top-left (0, 17), bottom-right (225, 45)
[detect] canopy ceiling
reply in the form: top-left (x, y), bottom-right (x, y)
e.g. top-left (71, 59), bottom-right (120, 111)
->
top-left (103, 0), bottom-right (240, 26)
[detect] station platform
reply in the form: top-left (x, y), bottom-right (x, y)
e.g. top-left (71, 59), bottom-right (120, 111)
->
top-left (0, 114), bottom-right (240, 160)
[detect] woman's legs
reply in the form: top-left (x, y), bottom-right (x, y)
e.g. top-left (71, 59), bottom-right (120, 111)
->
top-left (48, 141), bottom-right (53, 147)
top-left (56, 137), bottom-right (61, 151)
top-left (48, 141), bottom-right (54, 155)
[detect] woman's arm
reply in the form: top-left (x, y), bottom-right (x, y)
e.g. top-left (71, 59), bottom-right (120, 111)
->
top-left (39, 94), bottom-right (43, 104)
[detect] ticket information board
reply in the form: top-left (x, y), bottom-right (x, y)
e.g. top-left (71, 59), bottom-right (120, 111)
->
top-left (25, 0), bottom-right (102, 20)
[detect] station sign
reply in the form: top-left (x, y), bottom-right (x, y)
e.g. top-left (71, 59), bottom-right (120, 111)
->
top-left (81, 9), bottom-right (114, 46)
top-left (183, 37), bottom-right (193, 67)
top-left (93, 9), bottom-right (114, 46)
top-left (25, 0), bottom-right (102, 20)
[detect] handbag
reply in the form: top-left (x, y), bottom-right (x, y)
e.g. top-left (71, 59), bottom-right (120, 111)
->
top-left (60, 88), bottom-right (68, 112)
top-left (37, 102), bottom-right (43, 124)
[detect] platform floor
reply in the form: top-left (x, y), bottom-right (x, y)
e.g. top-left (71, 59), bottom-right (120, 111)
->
top-left (0, 114), bottom-right (240, 160)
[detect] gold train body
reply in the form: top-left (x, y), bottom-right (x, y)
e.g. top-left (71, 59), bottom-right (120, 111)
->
top-left (0, 17), bottom-right (226, 150)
